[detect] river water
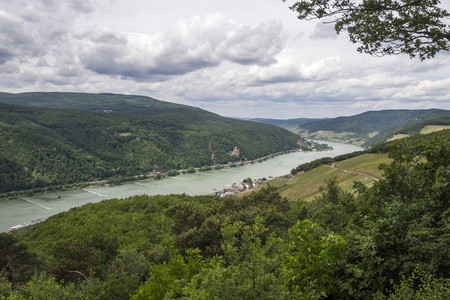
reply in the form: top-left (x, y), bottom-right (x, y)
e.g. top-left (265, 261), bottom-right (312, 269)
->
top-left (0, 141), bottom-right (362, 232)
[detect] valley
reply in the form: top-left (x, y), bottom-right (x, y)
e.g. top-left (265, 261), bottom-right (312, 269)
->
top-left (0, 93), bottom-right (315, 196)
top-left (252, 109), bottom-right (450, 147)
top-left (1, 92), bottom-right (449, 299)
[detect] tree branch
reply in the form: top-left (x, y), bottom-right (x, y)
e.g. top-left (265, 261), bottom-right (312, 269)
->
top-left (67, 270), bottom-right (90, 283)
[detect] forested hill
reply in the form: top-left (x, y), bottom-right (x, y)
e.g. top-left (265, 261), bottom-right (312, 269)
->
top-left (0, 92), bottom-right (208, 116)
top-left (251, 109), bottom-right (450, 147)
top-left (0, 93), bottom-right (306, 194)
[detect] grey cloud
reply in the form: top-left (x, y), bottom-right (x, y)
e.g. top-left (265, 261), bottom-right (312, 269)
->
top-left (249, 56), bottom-right (342, 86)
top-left (0, 0), bottom-right (94, 65)
top-left (74, 29), bottom-right (127, 44)
top-left (0, 12), bottom-right (42, 60)
top-left (217, 20), bottom-right (287, 65)
top-left (254, 74), bottom-right (301, 85)
top-left (69, 0), bottom-right (95, 13)
top-left (309, 22), bottom-right (338, 40)
top-left (81, 42), bottom-right (126, 74)
top-left (77, 15), bottom-right (288, 81)
top-left (0, 49), bottom-right (13, 65)
top-left (252, 67), bottom-right (302, 85)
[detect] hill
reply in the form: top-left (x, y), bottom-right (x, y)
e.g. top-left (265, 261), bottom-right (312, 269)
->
top-left (0, 93), bottom-right (308, 194)
top-left (0, 92), bottom-right (206, 116)
top-left (251, 109), bottom-right (450, 147)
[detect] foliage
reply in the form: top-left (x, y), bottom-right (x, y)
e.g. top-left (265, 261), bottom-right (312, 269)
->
top-left (282, 220), bottom-right (346, 299)
top-left (197, 217), bottom-right (288, 299)
top-left (132, 217), bottom-right (346, 299)
top-left (2, 273), bottom-right (79, 300)
top-left (0, 233), bottom-right (40, 289)
top-left (285, 0), bottom-right (450, 60)
top-left (243, 177), bottom-right (253, 187)
top-left (375, 269), bottom-right (450, 300)
top-left (340, 138), bottom-right (449, 298)
top-left (131, 247), bottom-right (222, 300)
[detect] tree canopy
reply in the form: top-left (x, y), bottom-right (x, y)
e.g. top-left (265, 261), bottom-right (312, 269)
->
top-left (285, 0), bottom-right (450, 60)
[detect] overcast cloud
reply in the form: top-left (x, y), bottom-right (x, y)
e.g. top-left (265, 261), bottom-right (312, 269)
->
top-left (0, 0), bottom-right (449, 118)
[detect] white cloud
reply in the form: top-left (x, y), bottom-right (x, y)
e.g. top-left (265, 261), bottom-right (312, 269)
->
top-left (216, 20), bottom-right (287, 65)
top-left (0, 0), bottom-right (94, 63)
top-left (0, 0), bottom-right (449, 119)
top-left (73, 14), bottom-right (287, 81)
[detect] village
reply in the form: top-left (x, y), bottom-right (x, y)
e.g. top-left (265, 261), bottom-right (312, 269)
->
top-left (213, 177), bottom-right (269, 198)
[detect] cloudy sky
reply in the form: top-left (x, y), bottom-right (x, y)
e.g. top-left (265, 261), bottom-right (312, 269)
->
top-left (1, 0), bottom-right (450, 118)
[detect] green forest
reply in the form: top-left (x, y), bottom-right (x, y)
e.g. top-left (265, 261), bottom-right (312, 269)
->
top-left (1, 131), bottom-right (449, 299)
top-left (0, 93), bottom-right (308, 195)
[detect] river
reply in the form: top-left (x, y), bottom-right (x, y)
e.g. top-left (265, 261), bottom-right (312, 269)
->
top-left (0, 141), bottom-right (362, 232)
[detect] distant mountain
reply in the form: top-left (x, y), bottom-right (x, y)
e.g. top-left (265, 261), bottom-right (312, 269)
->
top-left (249, 117), bottom-right (328, 128)
top-left (0, 92), bottom-right (307, 194)
top-left (251, 109), bottom-right (450, 147)
top-left (0, 92), bottom-right (208, 116)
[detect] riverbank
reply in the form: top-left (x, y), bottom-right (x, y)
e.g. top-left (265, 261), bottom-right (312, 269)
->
top-left (1, 143), bottom-right (331, 201)
top-left (0, 141), bottom-right (362, 232)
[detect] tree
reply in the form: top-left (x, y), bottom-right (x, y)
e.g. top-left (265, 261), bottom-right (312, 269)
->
top-left (340, 137), bottom-right (450, 298)
top-left (284, 0), bottom-right (450, 60)
top-left (283, 220), bottom-right (347, 299)
top-left (0, 233), bottom-right (40, 289)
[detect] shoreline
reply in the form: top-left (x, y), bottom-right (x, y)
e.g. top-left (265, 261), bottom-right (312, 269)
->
top-left (0, 143), bottom-right (331, 201)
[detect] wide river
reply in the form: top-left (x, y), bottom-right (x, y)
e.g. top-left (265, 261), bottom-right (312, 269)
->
top-left (0, 141), bottom-right (362, 232)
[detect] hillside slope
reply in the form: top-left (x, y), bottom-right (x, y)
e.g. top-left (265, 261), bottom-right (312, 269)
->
top-left (371, 116), bottom-right (450, 145)
top-left (252, 109), bottom-right (450, 147)
top-left (0, 93), bottom-right (307, 194)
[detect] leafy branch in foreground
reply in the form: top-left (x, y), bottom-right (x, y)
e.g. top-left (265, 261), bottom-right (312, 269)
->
top-left (284, 0), bottom-right (450, 60)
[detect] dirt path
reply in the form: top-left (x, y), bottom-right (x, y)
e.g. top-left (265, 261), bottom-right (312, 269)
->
top-left (329, 163), bottom-right (382, 181)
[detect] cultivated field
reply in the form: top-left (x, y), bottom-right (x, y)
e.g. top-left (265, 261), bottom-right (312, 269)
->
top-left (248, 153), bottom-right (391, 201)
top-left (420, 125), bottom-right (450, 134)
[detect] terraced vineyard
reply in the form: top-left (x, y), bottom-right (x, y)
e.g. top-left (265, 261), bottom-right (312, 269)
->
top-left (249, 153), bottom-right (391, 201)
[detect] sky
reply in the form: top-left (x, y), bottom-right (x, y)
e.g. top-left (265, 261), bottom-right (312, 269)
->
top-left (1, 0), bottom-right (450, 119)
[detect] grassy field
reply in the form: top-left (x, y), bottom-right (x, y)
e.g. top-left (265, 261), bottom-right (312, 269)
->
top-left (386, 134), bottom-right (409, 142)
top-left (333, 153), bottom-right (390, 178)
top-left (247, 153), bottom-right (391, 201)
top-left (367, 131), bottom-right (379, 138)
top-left (420, 125), bottom-right (450, 134)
